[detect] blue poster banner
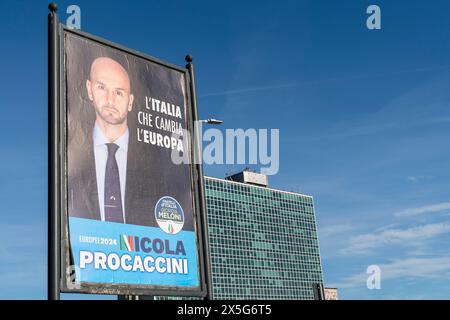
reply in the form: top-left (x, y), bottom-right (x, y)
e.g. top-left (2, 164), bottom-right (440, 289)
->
top-left (69, 217), bottom-right (200, 287)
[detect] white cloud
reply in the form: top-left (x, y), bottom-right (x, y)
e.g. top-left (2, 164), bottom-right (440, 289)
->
top-left (201, 65), bottom-right (450, 98)
top-left (342, 223), bottom-right (450, 255)
top-left (407, 175), bottom-right (433, 183)
top-left (330, 257), bottom-right (450, 289)
top-left (394, 202), bottom-right (450, 217)
top-left (318, 224), bottom-right (354, 238)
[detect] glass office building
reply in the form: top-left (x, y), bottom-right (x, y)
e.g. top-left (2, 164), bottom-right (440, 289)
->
top-left (205, 173), bottom-right (324, 299)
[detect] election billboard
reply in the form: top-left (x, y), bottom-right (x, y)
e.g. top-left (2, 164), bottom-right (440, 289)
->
top-left (58, 28), bottom-right (207, 296)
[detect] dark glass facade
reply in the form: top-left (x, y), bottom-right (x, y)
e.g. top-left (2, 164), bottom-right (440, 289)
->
top-left (205, 176), bottom-right (324, 299)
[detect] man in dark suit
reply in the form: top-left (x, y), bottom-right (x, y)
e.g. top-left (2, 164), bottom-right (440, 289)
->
top-left (68, 56), bottom-right (160, 227)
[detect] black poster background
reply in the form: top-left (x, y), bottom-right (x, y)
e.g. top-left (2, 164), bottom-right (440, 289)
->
top-left (65, 32), bottom-right (195, 231)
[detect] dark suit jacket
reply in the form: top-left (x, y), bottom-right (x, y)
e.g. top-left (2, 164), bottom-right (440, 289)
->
top-left (68, 118), bottom-right (195, 230)
top-left (68, 125), bottom-right (160, 227)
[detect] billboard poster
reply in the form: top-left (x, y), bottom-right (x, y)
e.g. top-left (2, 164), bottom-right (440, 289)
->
top-left (61, 29), bottom-right (204, 295)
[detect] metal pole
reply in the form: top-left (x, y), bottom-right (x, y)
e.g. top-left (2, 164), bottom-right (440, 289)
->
top-left (48, 2), bottom-right (60, 300)
top-left (185, 55), bottom-right (213, 300)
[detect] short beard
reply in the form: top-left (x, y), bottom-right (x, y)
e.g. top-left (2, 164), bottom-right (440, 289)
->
top-left (97, 105), bottom-right (127, 125)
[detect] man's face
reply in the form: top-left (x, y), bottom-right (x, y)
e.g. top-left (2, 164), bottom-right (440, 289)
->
top-left (86, 57), bottom-right (134, 125)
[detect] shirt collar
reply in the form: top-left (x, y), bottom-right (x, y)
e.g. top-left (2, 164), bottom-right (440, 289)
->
top-left (93, 122), bottom-right (129, 152)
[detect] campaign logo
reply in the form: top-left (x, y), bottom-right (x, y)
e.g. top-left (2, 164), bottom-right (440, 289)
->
top-left (155, 196), bottom-right (185, 235)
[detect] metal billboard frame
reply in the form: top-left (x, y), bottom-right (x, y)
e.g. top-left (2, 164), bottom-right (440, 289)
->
top-left (48, 3), bottom-right (212, 299)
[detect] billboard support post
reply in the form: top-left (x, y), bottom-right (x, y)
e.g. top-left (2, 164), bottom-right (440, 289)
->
top-left (48, 2), bottom-right (60, 301)
top-left (185, 55), bottom-right (213, 300)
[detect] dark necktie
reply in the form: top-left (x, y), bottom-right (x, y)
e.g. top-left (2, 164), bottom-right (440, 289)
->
top-left (104, 143), bottom-right (124, 223)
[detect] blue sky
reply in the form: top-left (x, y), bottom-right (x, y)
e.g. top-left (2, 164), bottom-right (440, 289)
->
top-left (1, 0), bottom-right (450, 299)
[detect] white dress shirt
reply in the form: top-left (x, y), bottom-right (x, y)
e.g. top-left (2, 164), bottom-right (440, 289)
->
top-left (93, 123), bottom-right (129, 223)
